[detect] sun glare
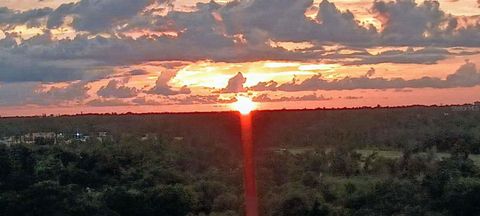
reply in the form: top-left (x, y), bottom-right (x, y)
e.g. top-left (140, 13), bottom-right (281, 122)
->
top-left (232, 96), bottom-right (256, 115)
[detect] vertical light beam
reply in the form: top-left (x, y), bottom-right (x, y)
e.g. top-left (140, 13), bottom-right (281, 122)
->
top-left (240, 113), bottom-right (259, 216)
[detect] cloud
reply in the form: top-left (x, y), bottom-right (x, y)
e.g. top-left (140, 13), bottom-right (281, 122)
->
top-left (47, 0), bottom-right (160, 32)
top-left (342, 47), bottom-right (451, 65)
top-left (176, 95), bottom-right (236, 105)
top-left (0, 0), bottom-right (477, 86)
top-left (250, 61), bottom-right (480, 91)
top-left (0, 81), bottom-right (90, 106)
top-left (216, 72), bottom-right (247, 93)
top-left (221, 0), bottom-right (375, 45)
top-left (85, 98), bottom-right (130, 107)
top-left (444, 60), bottom-right (480, 87)
top-left (37, 81), bottom-right (90, 104)
top-left (249, 80), bottom-right (279, 91)
top-left (146, 71), bottom-right (191, 95)
top-left (0, 7), bottom-right (52, 29)
top-left (0, 0), bottom-right (478, 106)
top-left (97, 79), bottom-right (138, 98)
top-left (0, 82), bottom-right (41, 106)
top-left (372, 0), bottom-right (480, 47)
top-left (365, 68), bottom-right (376, 77)
top-left (133, 94), bottom-right (236, 106)
top-left (131, 97), bottom-right (166, 105)
top-left (372, 0), bottom-right (446, 43)
top-left (0, 51), bottom-right (87, 83)
top-left (127, 69), bottom-right (150, 76)
top-left (252, 93), bottom-right (331, 102)
top-left (0, 33), bottom-right (111, 83)
top-left (342, 96), bottom-right (364, 100)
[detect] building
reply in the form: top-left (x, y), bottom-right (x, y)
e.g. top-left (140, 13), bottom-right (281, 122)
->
top-left (98, 132), bottom-right (108, 137)
top-left (32, 132), bottom-right (56, 140)
top-left (19, 132), bottom-right (57, 144)
top-left (0, 136), bottom-right (16, 146)
top-left (141, 133), bottom-right (158, 141)
top-left (73, 132), bottom-right (90, 142)
top-left (96, 132), bottom-right (112, 142)
top-left (173, 136), bottom-right (184, 141)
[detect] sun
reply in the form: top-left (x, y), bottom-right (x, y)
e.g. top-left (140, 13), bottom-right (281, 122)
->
top-left (232, 96), bottom-right (256, 115)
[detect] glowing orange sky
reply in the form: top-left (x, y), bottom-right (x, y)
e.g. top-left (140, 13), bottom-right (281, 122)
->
top-left (0, 0), bottom-right (479, 116)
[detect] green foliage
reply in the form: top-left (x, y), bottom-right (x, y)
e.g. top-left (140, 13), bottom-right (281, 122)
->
top-left (0, 107), bottom-right (480, 215)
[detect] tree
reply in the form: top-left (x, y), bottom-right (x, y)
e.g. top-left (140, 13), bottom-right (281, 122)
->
top-left (274, 193), bottom-right (310, 216)
top-left (442, 178), bottom-right (480, 216)
top-left (104, 187), bottom-right (146, 216)
top-left (145, 185), bottom-right (194, 216)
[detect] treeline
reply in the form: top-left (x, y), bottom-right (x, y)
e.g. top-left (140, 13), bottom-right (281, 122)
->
top-left (1, 106), bottom-right (479, 152)
top-left (0, 136), bottom-right (244, 216)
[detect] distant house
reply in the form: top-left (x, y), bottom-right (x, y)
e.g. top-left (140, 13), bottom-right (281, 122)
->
top-left (141, 133), bottom-right (158, 141)
top-left (0, 137), bottom-right (13, 146)
top-left (98, 132), bottom-right (108, 137)
top-left (32, 132), bottom-right (56, 140)
top-left (73, 132), bottom-right (90, 142)
top-left (32, 132), bottom-right (57, 145)
top-left (19, 132), bottom-right (57, 144)
top-left (173, 137), bottom-right (184, 141)
top-left (1, 135), bottom-right (24, 145)
top-left (96, 132), bottom-right (112, 142)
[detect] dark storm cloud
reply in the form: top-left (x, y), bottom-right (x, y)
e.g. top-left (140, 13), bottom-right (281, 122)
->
top-left (250, 62), bottom-right (480, 91)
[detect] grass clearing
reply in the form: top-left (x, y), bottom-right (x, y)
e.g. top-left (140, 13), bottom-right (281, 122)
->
top-left (271, 147), bottom-right (480, 166)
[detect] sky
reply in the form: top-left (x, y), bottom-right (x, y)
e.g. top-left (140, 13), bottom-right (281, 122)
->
top-left (0, 0), bottom-right (479, 116)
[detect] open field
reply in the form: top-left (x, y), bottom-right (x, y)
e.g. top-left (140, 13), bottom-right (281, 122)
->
top-left (356, 149), bottom-right (480, 166)
top-left (273, 148), bottom-right (480, 166)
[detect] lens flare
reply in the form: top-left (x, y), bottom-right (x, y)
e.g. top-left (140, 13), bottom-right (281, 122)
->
top-left (240, 108), bottom-right (258, 216)
top-left (232, 96), bottom-right (256, 115)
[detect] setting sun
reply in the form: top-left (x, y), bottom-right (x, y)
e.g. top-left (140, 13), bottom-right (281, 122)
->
top-left (232, 96), bottom-right (256, 115)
